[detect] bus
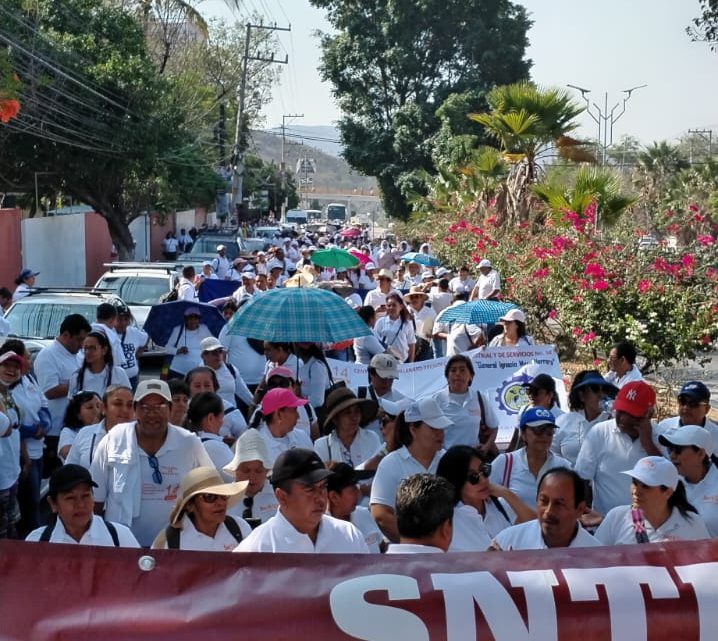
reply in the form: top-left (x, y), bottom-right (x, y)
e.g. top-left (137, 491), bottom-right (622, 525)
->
top-left (326, 203), bottom-right (347, 222)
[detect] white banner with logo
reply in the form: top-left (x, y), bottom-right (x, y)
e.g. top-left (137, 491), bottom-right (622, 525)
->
top-left (328, 346), bottom-right (566, 444)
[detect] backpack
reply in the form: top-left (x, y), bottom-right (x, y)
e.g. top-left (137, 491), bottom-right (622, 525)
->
top-left (39, 516), bottom-right (120, 546)
top-left (313, 359), bottom-right (347, 434)
top-left (161, 286), bottom-right (179, 303)
top-left (164, 517), bottom-right (244, 549)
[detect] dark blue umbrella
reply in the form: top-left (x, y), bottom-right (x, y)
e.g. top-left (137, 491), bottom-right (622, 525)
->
top-left (439, 300), bottom-right (519, 325)
top-left (400, 252), bottom-right (441, 267)
top-left (144, 300), bottom-right (226, 346)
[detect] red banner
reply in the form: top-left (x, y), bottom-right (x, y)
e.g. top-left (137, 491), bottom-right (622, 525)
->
top-left (1, 539), bottom-right (717, 641)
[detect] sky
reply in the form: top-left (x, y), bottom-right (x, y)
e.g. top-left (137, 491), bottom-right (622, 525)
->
top-left (202, 0), bottom-right (717, 145)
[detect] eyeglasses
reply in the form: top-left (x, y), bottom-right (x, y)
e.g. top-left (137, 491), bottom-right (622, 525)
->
top-left (526, 424), bottom-right (555, 436)
top-left (666, 444), bottom-right (687, 455)
top-left (138, 403), bottom-right (168, 414)
top-left (466, 464), bottom-right (492, 484)
top-left (678, 398), bottom-right (708, 409)
top-left (243, 495), bottom-right (254, 519)
top-left (199, 493), bottom-right (226, 503)
top-left (147, 454), bottom-right (163, 485)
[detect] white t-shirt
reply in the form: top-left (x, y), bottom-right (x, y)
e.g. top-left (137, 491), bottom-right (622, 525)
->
top-left (234, 510), bottom-right (369, 553)
top-left (353, 331), bottom-right (385, 365)
top-left (350, 505), bottom-right (384, 553)
top-left (386, 543), bottom-right (444, 554)
top-left (218, 326), bottom-right (266, 386)
top-left (552, 409), bottom-right (612, 466)
top-left (373, 316), bottom-right (416, 363)
top-left (155, 513), bottom-right (252, 551)
top-left (604, 365), bottom-right (644, 389)
top-left (211, 362), bottom-right (253, 408)
top-left (11, 375), bottom-right (49, 460)
top-left (473, 270), bottom-right (501, 299)
top-left (68, 366), bottom-right (130, 399)
top-left (257, 424), bottom-right (314, 467)
top-left (118, 326), bottom-right (149, 380)
top-left (434, 387), bottom-right (486, 449)
top-left (34, 340), bottom-right (80, 436)
top-left (177, 277), bottom-right (198, 302)
top-left (446, 323), bottom-right (483, 356)
top-left (448, 276), bottom-right (475, 293)
top-left (493, 519), bottom-right (600, 550)
top-left (299, 357), bottom-right (332, 408)
top-left (684, 464), bottom-right (718, 537)
top-left (25, 514), bottom-right (139, 547)
top-left (363, 288), bottom-right (400, 311)
top-left (480, 498), bottom-right (517, 537)
top-left (165, 324), bottom-right (214, 375)
top-left (490, 447), bottom-right (572, 508)
top-left (449, 503), bottom-right (493, 551)
top-left (197, 431), bottom-right (234, 473)
top-left (594, 504), bottom-right (710, 545)
top-left (219, 399), bottom-right (248, 440)
top-left (65, 421), bottom-right (108, 470)
top-left (228, 481), bottom-right (278, 524)
top-left (0, 426), bottom-right (20, 491)
top-left (574, 419), bottom-right (654, 516)
top-left (90, 323), bottom-right (127, 371)
top-left (428, 291), bottom-right (453, 316)
top-left (314, 429), bottom-right (382, 468)
top-left (370, 446), bottom-right (445, 510)
top-left (410, 305), bottom-right (436, 341)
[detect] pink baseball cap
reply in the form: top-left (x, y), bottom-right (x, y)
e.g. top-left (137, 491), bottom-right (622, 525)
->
top-left (261, 388), bottom-right (308, 415)
top-left (266, 366), bottom-right (295, 381)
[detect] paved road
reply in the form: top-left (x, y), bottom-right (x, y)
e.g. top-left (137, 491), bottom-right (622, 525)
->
top-left (649, 350), bottom-right (718, 412)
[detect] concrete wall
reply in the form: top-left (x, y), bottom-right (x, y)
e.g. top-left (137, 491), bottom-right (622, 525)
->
top-left (0, 208), bottom-right (23, 289)
top-left (84, 213), bottom-right (114, 286)
top-left (175, 209), bottom-right (195, 235)
top-left (22, 214), bottom-right (86, 287)
top-left (130, 215), bottom-right (150, 262)
top-left (149, 213), bottom-right (175, 261)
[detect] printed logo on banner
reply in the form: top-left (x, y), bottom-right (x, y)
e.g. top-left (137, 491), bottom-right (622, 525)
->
top-left (494, 372), bottom-right (532, 416)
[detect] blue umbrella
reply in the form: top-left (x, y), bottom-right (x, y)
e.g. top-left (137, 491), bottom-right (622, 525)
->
top-left (439, 300), bottom-right (519, 325)
top-left (227, 287), bottom-right (371, 343)
top-left (144, 300), bottom-right (226, 346)
top-left (400, 252), bottom-right (441, 267)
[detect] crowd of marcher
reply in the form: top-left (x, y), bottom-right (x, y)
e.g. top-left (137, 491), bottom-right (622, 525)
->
top-left (1, 230), bottom-right (716, 556)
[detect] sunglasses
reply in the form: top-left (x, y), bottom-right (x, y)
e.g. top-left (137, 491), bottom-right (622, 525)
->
top-left (466, 464), bottom-right (492, 484)
top-left (678, 398), bottom-right (708, 409)
top-left (147, 454), bottom-right (163, 485)
top-left (526, 424), bottom-right (555, 436)
top-left (582, 384), bottom-right (603, 394)
top-left (199, 493), bottom-right (226, 503)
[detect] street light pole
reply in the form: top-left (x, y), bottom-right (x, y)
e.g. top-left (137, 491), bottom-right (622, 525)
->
top-left (567, 83), bottom-right (647, 165)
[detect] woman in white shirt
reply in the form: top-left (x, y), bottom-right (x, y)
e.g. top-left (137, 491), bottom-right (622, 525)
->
top-left (152, 466), bottom-right (251, 551)
top-left (164, 309), bottom-right (214, 378)
top-left (57, 391), bottom-right (103, 461)
top-left (488, 308), bottom-right (533, 347)
top-left (438, 446), bottom-right (536, 547)
top-left (114, 306), bottom-right (148, 390)
top-left (187, 392), bottom-right (235, 473)
top-left (68, 331), bottom-right (130, 398)
top-left (595, 456), bottom-right (710, 545)
top-left (659, 425), bottom-right (718, 537)
top-left (315, 388), bottom-right (380, 468)
top-left (12, 268), bottom-right (38, 302)
top-left (373, 292), bottom-right (416, 363)
top-left (296, 343), bottom-right (333, 411)
top-left (353, 306), bottom-right (386, 365)
top-left (553, 370), bottom-right (616, 465)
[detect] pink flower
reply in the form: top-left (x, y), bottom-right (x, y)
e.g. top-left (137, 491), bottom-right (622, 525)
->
top-left (572, 327), bottom-right (583, 337)
top-left (533, 268), bottom-right (550, 279)
top-left (593, 358), bottom-right (602, 367)
top-left (581, 331), bottom-right (596, 345)
top-left (584, 263), bottom-right (606, 279)
top-left (689, 203), bottom-right (699, 212)
top-left (638, 279), bottom-right (651, 294)
top-left (694, 213), bottom-right (706, 223)
top-left (548, 309), bottom-right (557, 320)
top-left (701, 335), bottom-right (712, 345)
top-left (682, 254), bottom-right (696, 269)
top-left (697, 235), bottom-right (715, 246)
top-left (592, 279), bottom-right (609, 291)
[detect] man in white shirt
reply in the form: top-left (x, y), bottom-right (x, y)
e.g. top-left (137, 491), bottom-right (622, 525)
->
top-left (448, 266), bottom-right (474, 294)
top-left (177, 265), bottom-right (199, 302)
top-left (357, 354), bottom-right (408, 438)
top-left (234, 448), bottom-right (369, 553)
top-left (654, 381), bottom-right (718, 453)
top-left (470, 259), bottom-right (501, 300)
top-left (363, 269), bottom-right (398, 313)
top-left (90, 379), bottom-right (213, 546)
top-left (26, 464), bottom-right (139, 547)
top-left (492, 468), bottom-right (599, 550)
top-left (232, 271), bottom-right (259, 302)
top-left (605, 339), bottom-right (644, 388)
top-left (212, 245), bottom-right (231, 280)
top-left (386, 473), bottom-right (454, 554)
top-left (575, 381), bottom-right (660, 517)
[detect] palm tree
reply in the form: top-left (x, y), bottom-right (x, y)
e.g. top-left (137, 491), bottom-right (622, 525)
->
top-left (469, 82), bottom-right (593, 223)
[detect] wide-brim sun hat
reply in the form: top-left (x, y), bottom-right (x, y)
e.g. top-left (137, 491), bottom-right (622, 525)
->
top-left (322, 387), bottom-right (378, 433)
top-left (403, 286), bottom-right (429, 302)
top-left (169, 466), bottom-right (248, 525)
top-left (571, 372), bottom-right (618, 398)
top-left (224, 429), bottom-right (273, 473)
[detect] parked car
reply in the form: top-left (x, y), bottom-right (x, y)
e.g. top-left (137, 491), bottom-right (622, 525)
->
top-left (180, 231), bottom-right (245, 269)
top-left (4, 289), bottom-right (126, 359)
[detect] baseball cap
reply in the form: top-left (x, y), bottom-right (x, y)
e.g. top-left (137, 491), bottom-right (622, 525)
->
top-left (49, 464), bottom-right (97, 498)
top-left (478, 259), bottom-right (492, 268)
top-left (217, 244), bottom-right (226, 251)
top-left (436, 267), bottom-right (450, 278)
top-left (365, 262), bottom-right (376, 270)
top-left (520, 406), bottom-right (556, 429)
top-left (267, 259), bottom-right (284, 271)
top-left (200, 336), bottom-right (224, 353)
top-left (241, 271), bottom-right (257, 280)
top-left (233, 257), bottom-right (246, 266)
top-left (421, 270), bottom-right (433, 280)
top-left (678, 381), bottom-right (710, 402)
top-left (270, 448), bottom-right (333, 487)
top-left (622, 456), bottom-right (678, 490)
top-left (224, 428), bottom-right (273, 472)
top-left (613, 381), bottom-right (656, 418)
top-left (370, 353), bottom-right (400, 379)
top-left (499, 308), bottom-right (526, 323)
top-left (266, 365), bottom-right (295, 381)
top-left (134, 379), bottom-right (172, 403)
top-left (18, 268), bottom-right (39, 280)
top-left (261, 388), bottom-right (308, 415)
top-left (0, 351), bottom-right (24, 366)
top-left (404, 397), bottom-right (451, 429)
top-left (658, 425), bottom-right (713, 456)
top-left (183, 306), bottom-right (201, 317)
top-left (522, 373), bottom-right (556, 393)
top-left (202, 261), bottom-right (212, 267)
top-left (326, 462), bottom-right (375, 493)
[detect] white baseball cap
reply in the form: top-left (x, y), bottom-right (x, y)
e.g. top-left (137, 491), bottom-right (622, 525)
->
top-left (217, 244), bottom-right (227, 251)
top-left (436, 267), bottom-right (450, 278)
top-left (499, 308), bottom-right (526, 323)
top-left (199, 336), bottom-right (224, 353)
top-left (404, 397), bottom-right (452, 429)
top-left (369, 353), bottom-right (400, 379)
top-left (134, 379), bottom-right (172, 403)
top-left (365, 262), bottom-right (376, 270)
top-left (658, 425), bottom-right (713, 456)
top-left (421, 270), bottom-right (433, 280)
top-left (478, 259), bottom-right (491, 268)
top-left (621, 456), bottom-right (679, 490)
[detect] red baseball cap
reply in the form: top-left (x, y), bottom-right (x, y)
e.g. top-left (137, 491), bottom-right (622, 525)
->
top-left (261, 388), bottom-right (308, 415)
top-left (613, 381), bottom-right (656, 418)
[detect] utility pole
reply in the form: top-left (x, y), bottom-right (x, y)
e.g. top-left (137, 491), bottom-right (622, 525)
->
top-left (687, 129), bottom-right (713, 164)
top-left (567, 84), bottom-right (647, 165)
top-left (231, 23), bottom-right (290, 221)
top-left (280, 113), bottom-right (303, 220)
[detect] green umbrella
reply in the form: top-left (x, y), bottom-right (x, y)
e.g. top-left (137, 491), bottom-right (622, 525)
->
top-left (310, 247), bottom-right (360, 270)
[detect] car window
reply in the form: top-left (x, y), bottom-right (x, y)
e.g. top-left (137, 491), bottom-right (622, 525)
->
top-left (243, 239), bottom-right (267, 253)
top-left (189, 237), bottom-right (240, 259)
top-left (96, 275), bottom-right (170, 305)
top-left (6, 302), bottom-right (98, 339)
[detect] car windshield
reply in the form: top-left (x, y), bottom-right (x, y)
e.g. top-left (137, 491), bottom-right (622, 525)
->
top-left (243, 238), bottom-right (267, 253)
top-left (189, 237), bottom-right (240, 259)
top-left (6, 302), bottom-right (99, 339)
top-left (96, 275), bottom-right (170, 305)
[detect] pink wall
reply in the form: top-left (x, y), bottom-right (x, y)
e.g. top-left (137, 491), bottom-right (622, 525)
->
top-left (84, 213), bottom-right (115, 286)
top-left (0, 208), bottom-right (23, 288)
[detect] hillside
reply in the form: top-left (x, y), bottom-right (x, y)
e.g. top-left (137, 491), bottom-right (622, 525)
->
top-left (248, 129), bottom-right (377, 194)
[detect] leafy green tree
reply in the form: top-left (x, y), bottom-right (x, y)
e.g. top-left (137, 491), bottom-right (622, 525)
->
top-left (309, 0), bottom-right (531, 219)
top-left (687, 0), bottom-right (718, 49)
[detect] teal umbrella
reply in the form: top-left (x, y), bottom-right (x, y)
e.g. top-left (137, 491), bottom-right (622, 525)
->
top-left (310, 247), bottom-right (360, 270)
top-left (227, 287), bottom-right (371, 342)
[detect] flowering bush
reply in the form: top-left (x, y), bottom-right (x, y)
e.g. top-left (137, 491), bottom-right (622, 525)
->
top-left (407, 200), bottom-right (718, 369)
top-left (0, 50), bottom-right (20, 124)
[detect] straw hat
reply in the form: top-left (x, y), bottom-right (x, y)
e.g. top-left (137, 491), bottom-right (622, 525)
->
top-left (403, 285), bottom-right (429, 302)
top-left (322, 387), bottom-right (378, 434)
top-left (169, 466), bottom-right (248, 526)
